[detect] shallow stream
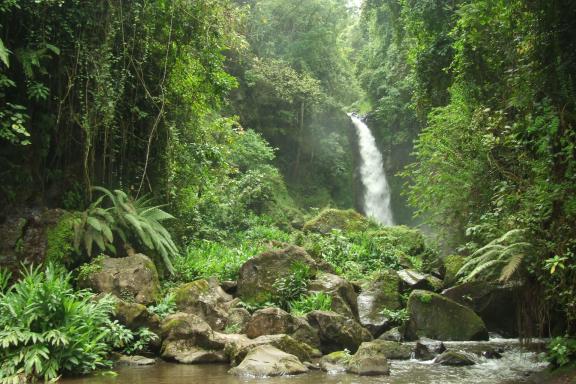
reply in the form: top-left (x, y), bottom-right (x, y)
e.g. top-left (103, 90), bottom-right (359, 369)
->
top-left (63, 345), bottom-right (548, 384)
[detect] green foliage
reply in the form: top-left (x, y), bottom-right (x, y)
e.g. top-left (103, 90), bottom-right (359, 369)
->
top-left (73, 187), bottom-right (178, 274)
top-left (46, 213), bottom-right (79, 266)
top-left (271, 262), bottom-right (314, 311)
top-left (548, 337), bottom-right (576, 367)
top-left (148, 292), bottom-right (176, 320)
top-left (298, 225), bottom-right (432, 281)
top-left (289, 292), bottom-right (332, 316)
top-left (418, 293), bottom-right (433, 304)
top-left (77, 254), bottom-right (105, 282)
top-left (0, 268), bottom-right (10, 293)
top-left (0, 264), bottom-right (126, 382)
top-left (457, 229), bottom-right (531, 283)
top-left (379, 308), bottom-right (409, 326)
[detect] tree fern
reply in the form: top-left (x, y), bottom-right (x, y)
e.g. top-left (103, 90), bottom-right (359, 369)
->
top-left (457, 229), bottom-right (531, 283)
top-left (74, 187), bottom-right (178, 274)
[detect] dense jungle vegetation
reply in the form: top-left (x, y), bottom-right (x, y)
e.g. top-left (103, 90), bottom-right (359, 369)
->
top-left (1, 0), bottom-right (576, 381)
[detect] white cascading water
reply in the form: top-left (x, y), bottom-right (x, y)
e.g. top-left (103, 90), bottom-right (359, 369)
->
top-left (349, 113), bottom-right (394, 226)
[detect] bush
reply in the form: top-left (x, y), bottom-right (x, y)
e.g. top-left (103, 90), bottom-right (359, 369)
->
top-left (290, 292), bottom-right (332, 316)
top-left (0, 264), bottom-right (127, 382)
top-left (271, 262), bottom-right (314, 311)
top-left (548, 336), bottom-right (576, 367)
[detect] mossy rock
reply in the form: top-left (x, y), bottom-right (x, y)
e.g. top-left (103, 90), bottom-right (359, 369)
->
top-left (442, 255), bottom-right (466, 286)
top-left (405, 290), bottom-right (488, 341)
top-left (237, 245), bottom-right (317, 304)
top-left (45, 212), bottom-right (81, 266)
top-left (354, 340), bottom-right (411, 360)
top-left (319, 350), bottom-right (351, 372)
top-left (357, 269), bottom-right (401, 335)
top-left (303, 209), bottom-right (373, 234)
top-left (225, 334), bottom-right (319, 366)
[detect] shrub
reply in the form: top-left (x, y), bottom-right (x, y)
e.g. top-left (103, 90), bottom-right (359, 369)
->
top-left (0, 264), bottom-right (127, 382)
top-left (45, 213), bottom-right (80, 266)
top-left (379, 308), bottom-right (409, 326)
top-left (73, 186), bottom-right (179, 274)
top-left (290, 292), bottom-right (332, 316)
top-left (148, 292), bottom-right (176, 319)
top-left (271, 262), bottom-right (314, 311)
top-left (548, 336), bottom-right (576, 367)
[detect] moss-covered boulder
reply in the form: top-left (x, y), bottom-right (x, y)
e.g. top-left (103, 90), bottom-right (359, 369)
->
top-left (346, 341), bottom-right (391, 376)
top-left (356, 340), bottom-right (411, 360)
top-left (224, 334), bottom-right (320, 366)
top-left (174, 278), bottom-right (233, 331)
top-left (160, 312), bottom-right (228, 364)
top-left (357, 269), bottom-right (401, 335)
top-left (112, 296), bottom-right (161, 333)
top-left (303, 209), bottom-right (372, 234)
top-left (306, 310), bottom-right (372, 353)
top-left (441, 255), bottom-right (466, 286)
top-left (244, 307), bottom-right (320, 349)
top-left (319, 351), bottom-right (350, 373)
top-left (397, 269), bottom-right (443, 292)
top-left (404, 290), bottom-right (489, 341)
top-left (308, 272), bottom-right (358, 319)
top-left (442, 282), bottom-right (519, 337)
top-left (228, 345), bottom-right (309, 377)
top-left (79, 254), bottom-right (160, 305)
top-left (237, 245), bottom-right (317, 304)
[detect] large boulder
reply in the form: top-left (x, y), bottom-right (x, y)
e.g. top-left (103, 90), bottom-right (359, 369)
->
top-left (225, 308), bottom-right (251, 333)
top-left (112, 296), bottom-right (161, 333)
top-left (244, 307), bottom-right (320, 349)
top-left (224, 334), bottom-right (319, 367)
top-left (353, 340), bottom-right (412, 360)
top-left (404, 290), bottom-right (489, 341)
top-left (319, 351), bottom-right (350, 373)
top-left (442, 282), bottom-right (519, 337)
top-left (228, 345), bottom-right (309, 377)
top-left (308, 272), bottom-right (358, 319)
top-left (174, 278), bottom-right (233, 331)
top-left (79, 254), bottom-right (160, 305)
top-left (346, 341), bottom-right (391, 376)
top-left (357, 269), bottom-right (401, 335)
top-left (237, 245), bottom-right (317, 304)
top-left (378, 327), bottom-right (402, 342)
top-left (397, 269), bottom-right (443, 292)
top-left (306, 310), bottom-right (372, 353)
top-left (160, 312), bottom-right (227, 364)
top-left (303, 209), bottom-right (372, 234)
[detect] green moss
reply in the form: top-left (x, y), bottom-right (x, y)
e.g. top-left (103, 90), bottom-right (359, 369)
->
top-left (77, 254), bottom-right (105, 281)
top-left (443, 254), bottom-right (466, 286)
top-left (45, 213), bottom-right (79, 266)
top-left (174, 279), bottom-right (211, 306)
top-left (303, 208), bottom-right (373, 234)
top-left (418, 292), bottom-right (433, 304)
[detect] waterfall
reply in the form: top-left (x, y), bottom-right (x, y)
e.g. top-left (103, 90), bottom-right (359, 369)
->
top-left (349, 113), bottom-right (394, 226)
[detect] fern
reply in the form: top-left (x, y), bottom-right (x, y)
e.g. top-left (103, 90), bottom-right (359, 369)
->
top-left (457, 229), bottom-right (531, 283)
top-left (73, 187), bottom-right (178, 274)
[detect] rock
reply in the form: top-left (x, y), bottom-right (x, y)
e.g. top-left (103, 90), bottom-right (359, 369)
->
top-left (113, 297), bottom-right (161, 333)
top-left (404, 290), bottom-right (489, 341)
top-left (304, 361), bottom-right (320, 370)
top-left (357, 269), bottom-right (401, 335)
top-left (354, 340), bottom-right (412, 360)
top-left (378, 327), bottom-right (402, 342)
top-left (346, 342), bottom-right (391, 376)
top-left (228, 345), bottom-right (309, 377)
top-left (237, 245), bottom-right (317, 304)
top-left (319, 351), bottom-right (350, 373)
top-left (160, 312), bottom-right (226, 364)
top-left (174, 278), bottom-right (233, 331)
top-left (397, 269), bottom-right (443, 292)
top-left (433, 350), bottom-right (478, 366)
top-left (441, 255), bottom-right (466, 286)
top-left (303, 209), bottom-right (372, 234)
top-left (244, 307), bottom-right (320, 348)
top-left (414, 338), bottom-right (446, 360)
top-left (221, 280), bottom-right (237, 295)
top-left (115, 355), bottom-right (156, 366)
top-left (306, 310), bottom-right (372, 353)
top-left (225, 308), bottom-right (251, 333)
top-left (79, 254), bottom-right (160, 305)
top-left (308, 272), bottom-right (358, 319)
top-left (224, 334), bottom-right (319, 367)
top-left (0, 208), bottom-right (72, 269)
top-left (442, 282), bottom-right (519, 337)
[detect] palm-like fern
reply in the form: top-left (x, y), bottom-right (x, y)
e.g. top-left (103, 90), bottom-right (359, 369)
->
top-left (457, 229), bottom-right (531, 283)
top-left (73, 187), bottom-right (178, 274)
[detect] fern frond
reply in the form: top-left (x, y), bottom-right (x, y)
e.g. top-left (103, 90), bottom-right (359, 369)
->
top-left (499, 253), bottom-right (525, 282)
